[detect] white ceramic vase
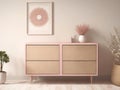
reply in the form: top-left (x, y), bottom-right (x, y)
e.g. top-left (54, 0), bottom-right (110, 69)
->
top-left (71, 35), bottom-right (87, 43)
top-left (71, 35), bottom-right (86, 43)
top-left (78, 35), bottom-right (86, 43)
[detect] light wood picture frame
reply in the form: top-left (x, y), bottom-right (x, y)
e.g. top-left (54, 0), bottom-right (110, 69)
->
top-left (27, 2), bottom-right (53, 35)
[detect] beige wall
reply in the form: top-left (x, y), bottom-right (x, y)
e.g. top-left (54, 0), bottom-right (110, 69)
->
top-left (0, 0), bottom-right (120, 80)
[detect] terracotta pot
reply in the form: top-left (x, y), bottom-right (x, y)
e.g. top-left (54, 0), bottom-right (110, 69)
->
top-left (0, 71), bottom-right (6, 84)
top-left (111, 64), bottom-right (120, 86)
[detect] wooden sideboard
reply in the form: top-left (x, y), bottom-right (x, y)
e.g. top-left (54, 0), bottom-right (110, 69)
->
top-left (26, 43), bottom-right (98, 82)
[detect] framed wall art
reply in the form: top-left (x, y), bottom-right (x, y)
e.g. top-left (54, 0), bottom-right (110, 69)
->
top-left (27, 2), bottom-right (53, 35)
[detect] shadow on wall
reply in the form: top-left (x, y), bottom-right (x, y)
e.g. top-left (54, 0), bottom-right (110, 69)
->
top-left (98, 44), bottom-right (113, 77)
top-left (85, 28), bottom-right (104, 43)
top-left (86, 28), bottom-right (113, 80)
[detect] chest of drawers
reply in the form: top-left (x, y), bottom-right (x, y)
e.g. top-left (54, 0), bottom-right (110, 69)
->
top-left (26, 43), bottom-right (98, 82)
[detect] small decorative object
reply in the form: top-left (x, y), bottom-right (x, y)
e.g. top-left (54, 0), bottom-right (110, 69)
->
top-left (0, 51), bottom-right (9, 84)
top-left (27, 2), bottom-right (53, 35)
top-left (75, 24), bottom-right (89, 43)
top-left (108, 28), bottom-right (120, 86)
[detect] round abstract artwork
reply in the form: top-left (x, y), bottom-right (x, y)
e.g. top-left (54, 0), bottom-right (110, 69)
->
top-left (30, 8), bottom-right (48, 27)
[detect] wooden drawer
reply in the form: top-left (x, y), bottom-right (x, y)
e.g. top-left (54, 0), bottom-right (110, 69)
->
top-left (63, 61), bottom-right (96, 74)
top-left (26, 61), bottom-right (59, 74)
top-left (62, 45), bottom-right (96, 60)
top-left (26, 45), bottom-right (59, 60)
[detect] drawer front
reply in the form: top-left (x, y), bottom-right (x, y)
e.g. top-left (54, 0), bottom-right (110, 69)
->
top-left (63, 45), bottom-right (97, 60)
top-left (26, 45), bottom-right (59, 60)
top-left (26, 61), bottom-right (59, 74)
top-left (63, 61), bottom-right (96, 74)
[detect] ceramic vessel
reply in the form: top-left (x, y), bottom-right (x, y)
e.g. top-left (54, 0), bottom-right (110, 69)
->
top-left (71, 35), bottom-right (86, 43)
top-left (0, 71), bottom-right (6, 84)
top-left (78, 35), bottom-right (86, 43)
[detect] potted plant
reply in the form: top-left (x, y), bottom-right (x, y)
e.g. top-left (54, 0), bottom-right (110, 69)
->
top-left (75, 24), bottom-right (89, 43)
top-left (0, 51), bottom-right (9, 84)
top-left (108, 28), bottom-right (120, 86)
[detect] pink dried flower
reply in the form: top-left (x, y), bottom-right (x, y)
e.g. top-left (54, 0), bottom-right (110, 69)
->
top-left (76, 24), bottom-right (89, 35)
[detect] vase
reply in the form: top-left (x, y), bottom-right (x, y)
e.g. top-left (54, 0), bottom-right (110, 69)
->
top-left (111, 64), bottom-right (120, 86)
top-left (0, 71), bottom-right (6, 84)
top-left (78, 35), bottom-right (86, 43)
top-left (71, 35), bottom-right (87, 43)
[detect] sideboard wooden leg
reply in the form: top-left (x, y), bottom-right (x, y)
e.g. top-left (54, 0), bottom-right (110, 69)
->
top-left (90, 76), bottom-right (93, 84)
top-left (30, 76), bottom-right (33, 83)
